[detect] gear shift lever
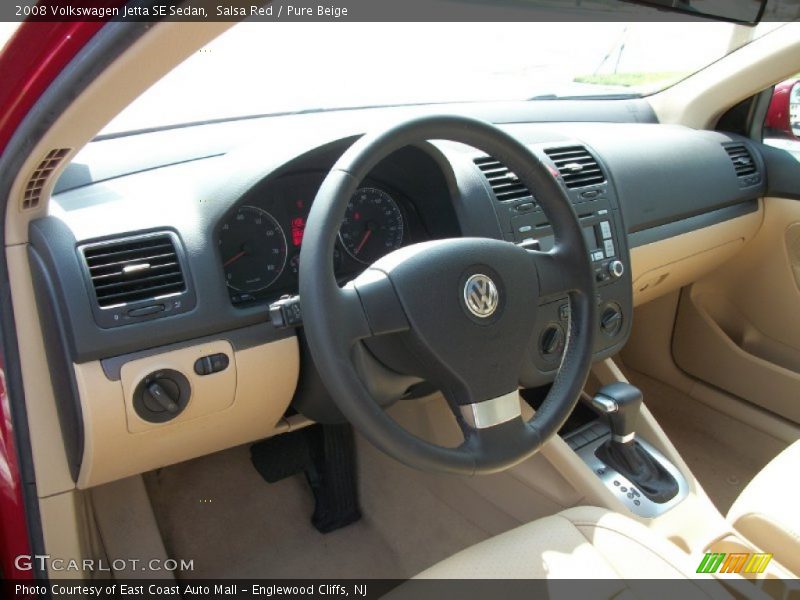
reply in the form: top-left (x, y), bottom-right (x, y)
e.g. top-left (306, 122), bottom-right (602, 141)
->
top-left (590, 382), bottom-right (679, 504)
top-left (589, 382), bottom-right (643, 444)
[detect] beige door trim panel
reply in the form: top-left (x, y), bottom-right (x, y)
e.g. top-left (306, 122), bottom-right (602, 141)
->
top-left (674, 287), bottom-right (800, 423)
top-left (673, 197), bottom-right (800, 424)
top-left (74, 336), bottom-right (299, 488)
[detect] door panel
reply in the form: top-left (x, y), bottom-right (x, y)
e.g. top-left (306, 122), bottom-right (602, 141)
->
top-left (674, 176), bottom-right (800, 423)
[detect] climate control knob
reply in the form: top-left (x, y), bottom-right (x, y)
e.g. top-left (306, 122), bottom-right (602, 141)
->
top-left (600, 303), bottom-right (624, 337)
top-left (608, 260), bottom-right (625, 279)
top-left (539, 323), bottom-right (565, 360)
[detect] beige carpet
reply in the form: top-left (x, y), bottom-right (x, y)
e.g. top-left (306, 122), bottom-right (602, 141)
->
top-left (144, 439), bottom-right (493, 579)
top-left (624, 369), bottom-right (787, 514)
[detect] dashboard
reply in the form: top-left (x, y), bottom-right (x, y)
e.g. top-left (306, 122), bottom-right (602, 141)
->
top-left (29, 100), bottom-right (771, 486)
top-left (41, 115), bottom-right (767, 369)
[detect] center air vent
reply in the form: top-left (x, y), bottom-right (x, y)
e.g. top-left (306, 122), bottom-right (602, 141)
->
top-left (544, 146), bottom-right (605, 189)
top-left (474, 156), bottom-right (534, 203)
top-left (724, 143), bottom-right (758, 178)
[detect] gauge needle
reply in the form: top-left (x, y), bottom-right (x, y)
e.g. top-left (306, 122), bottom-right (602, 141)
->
top-left (224, 249), bottom-right (247, 267)
top-left (354, 228), bottom-right (372, 255)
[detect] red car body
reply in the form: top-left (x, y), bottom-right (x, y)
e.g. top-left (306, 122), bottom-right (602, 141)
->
top-left (765, 78), bottom-right (799, 139)
top-left (0, 19), bottom-right (115, 580)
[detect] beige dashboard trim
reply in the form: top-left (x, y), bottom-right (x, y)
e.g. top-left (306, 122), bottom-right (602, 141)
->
top-left (629, 205), bottom-right (762, 307)
top-left (74, 336), bottom-right (299, 489)
top-left (119, 340), bottom-right (238, 434)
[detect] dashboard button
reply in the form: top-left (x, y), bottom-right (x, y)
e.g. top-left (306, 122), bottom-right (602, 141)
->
top-left (603, 239), bottom-right (615, 257)
top-left (194, 357), bottom-right (213, 376)
top-left (515, 202), bottom-right (535, 213)
top-left (194, 353), bottom-right (229, 376)
top-left (599, 221), bottom-right (612, 239)
top-left (210, 353), bottom-right (229, 373)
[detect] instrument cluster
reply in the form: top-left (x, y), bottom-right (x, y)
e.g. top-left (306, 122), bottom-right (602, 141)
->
top-left (217, 171), bottom-right (426, 306)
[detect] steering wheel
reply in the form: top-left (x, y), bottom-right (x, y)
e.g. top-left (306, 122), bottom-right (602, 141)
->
top-left (299, 115), bottom-right (596, 475)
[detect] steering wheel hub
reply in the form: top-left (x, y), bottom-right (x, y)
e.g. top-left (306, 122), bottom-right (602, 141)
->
top-left (463, 273), bottom-right (499, 318)
top-left (357, 237), bottom-right (540, 407)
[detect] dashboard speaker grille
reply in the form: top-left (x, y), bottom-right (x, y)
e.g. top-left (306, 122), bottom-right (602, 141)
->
top-left (473, 156), bottom-right (534, 203)
top-left (22, 148), bottom-right (70, 210)
top-left (724, 143), bottom-right (758, 177)
top-left (81, 233), bottom-right (186, 308)
top-left (544, 146), bottom-right (605, 189)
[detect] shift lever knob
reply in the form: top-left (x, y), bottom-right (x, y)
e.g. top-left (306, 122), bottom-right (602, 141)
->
top-left (590, 382), bottom-right (643, 443)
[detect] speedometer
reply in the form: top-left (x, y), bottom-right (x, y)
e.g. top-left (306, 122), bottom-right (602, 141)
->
top-left (219, 206), bottom-right (287, 292)
top-left (339, 187), bottom-right (404, 265)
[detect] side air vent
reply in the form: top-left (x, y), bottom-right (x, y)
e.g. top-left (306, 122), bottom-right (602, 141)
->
top-left (22, 148), bottom-right (71, 210)
top-left (81, 233), bottom-right (186, 308)
top-left (474, 156), bottom-right (534, 203)
top-left (724, 143), bottom-right (758, 178)
top-left (544, 146), bottom-right (605, 189)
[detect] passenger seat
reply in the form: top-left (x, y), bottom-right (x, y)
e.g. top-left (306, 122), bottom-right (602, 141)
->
top-left (727, 440), bottom-right (800, 576)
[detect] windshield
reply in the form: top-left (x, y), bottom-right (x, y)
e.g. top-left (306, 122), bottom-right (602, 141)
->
top-left (102, 21), bottom-right (784, 135)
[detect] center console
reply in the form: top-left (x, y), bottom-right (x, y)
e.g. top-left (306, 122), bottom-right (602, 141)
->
top-left (476, 144), bottom-right (633, 387)
top-left (564, 382), bottom-right (689, 518)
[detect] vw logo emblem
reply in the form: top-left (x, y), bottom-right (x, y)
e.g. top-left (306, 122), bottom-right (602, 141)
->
top-left (464, 274), bottom-right (499, 318)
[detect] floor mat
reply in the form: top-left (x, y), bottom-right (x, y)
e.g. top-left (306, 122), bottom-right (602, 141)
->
top-left (624, 368), bottom-right (787, 514)
top-left (144, 441), bottom-right (492, 579)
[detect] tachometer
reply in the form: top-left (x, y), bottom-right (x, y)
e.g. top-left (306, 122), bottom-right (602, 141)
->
top-left (219, 206), bottom-right (287, 292)
top-left (339, 187), bottom-right (404, 265)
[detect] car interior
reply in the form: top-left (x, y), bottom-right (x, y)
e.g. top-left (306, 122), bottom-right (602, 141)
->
top-left (4, 13), bottom-right (800, 596)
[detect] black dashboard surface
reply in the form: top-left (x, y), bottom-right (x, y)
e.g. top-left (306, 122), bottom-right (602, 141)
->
top-left (39, 106), bottom-right (766, 366)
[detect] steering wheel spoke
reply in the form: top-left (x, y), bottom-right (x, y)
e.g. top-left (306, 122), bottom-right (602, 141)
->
top-left (337, 268), bottom-right (410, 345)
top-left (353, 268), bottom-right (411, 337)
top-left (456, 389), bottom-right (523, 431)
top-left (529, 246), bottom-right (588, 300)
top-left (334, 285), bottom-right (374, 344)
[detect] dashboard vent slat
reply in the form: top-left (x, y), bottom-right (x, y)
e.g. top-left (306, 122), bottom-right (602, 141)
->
top-left (81, 233), bottom-right (186, 308)
top-left (473, 156), bottom-right (534, 203)
top-left (724, 144), bottom-right (758, 177)
top-left (544, 146), bottom-right (606, 189)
